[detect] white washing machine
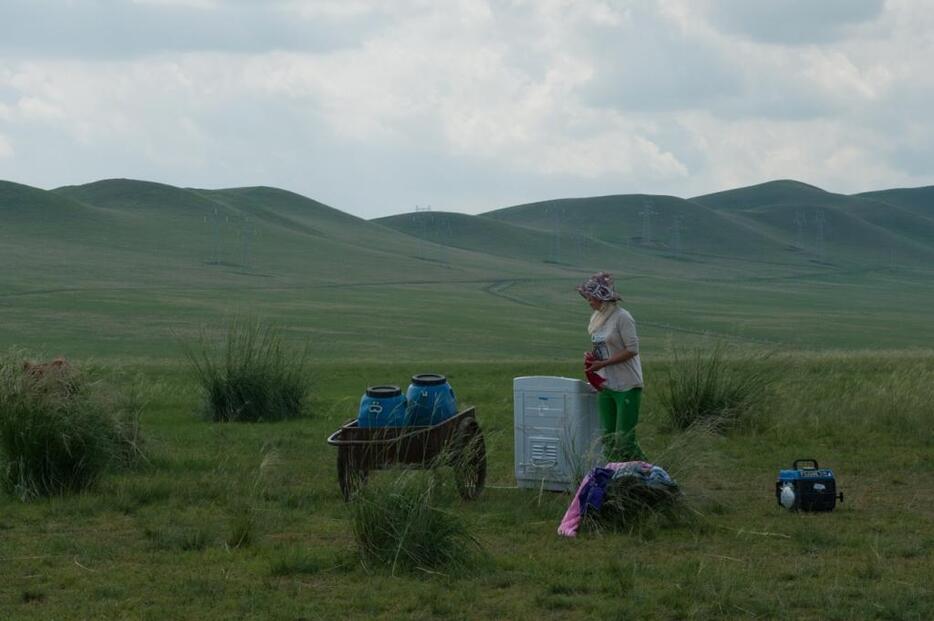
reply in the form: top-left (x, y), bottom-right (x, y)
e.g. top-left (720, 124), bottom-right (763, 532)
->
top-left (513, 376), bottom-right (604, 492)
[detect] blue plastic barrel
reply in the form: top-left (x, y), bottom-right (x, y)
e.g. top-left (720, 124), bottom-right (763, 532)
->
top-left (405, 374), bottom-right (457, 426)
top-left (358, 385), bottom-right (407, 427)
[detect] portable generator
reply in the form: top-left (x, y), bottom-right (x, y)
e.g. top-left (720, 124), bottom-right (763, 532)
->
top-left (775, 459), bottom-right (843, 512)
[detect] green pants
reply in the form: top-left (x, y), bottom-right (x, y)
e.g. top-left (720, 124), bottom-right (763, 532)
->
top-left (598, 387), bottom-right (646, 462)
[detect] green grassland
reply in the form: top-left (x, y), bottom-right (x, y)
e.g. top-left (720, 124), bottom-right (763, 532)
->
top-left (0, 356), bottom-right (931, 620)
top-left (0, 177), bottom-right (932, 619)
top-left (2, 177), bottom-right (934, 358)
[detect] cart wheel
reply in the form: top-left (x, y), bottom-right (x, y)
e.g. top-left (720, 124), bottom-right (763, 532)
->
top-left (337, 447), bottom-right (368, 501)
top-left (453, 417), bottom-right (486, 500)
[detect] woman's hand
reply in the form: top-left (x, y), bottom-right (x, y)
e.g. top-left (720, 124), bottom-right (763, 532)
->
top-left (586, 349), bottom-right (636, 372)
top-left (585, 358), bottom-right (607, 372)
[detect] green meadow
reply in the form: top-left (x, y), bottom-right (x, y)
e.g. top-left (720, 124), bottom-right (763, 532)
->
top-left (0, 178), bottom-right (932, 619)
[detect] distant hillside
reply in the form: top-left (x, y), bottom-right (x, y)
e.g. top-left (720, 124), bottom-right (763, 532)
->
top-left (55, 178), bottom-right (225, 217)
top-left (688, 179), bottom-right (934, 265)
top-left (0, 180), bottom-right (106, 229)
top-left (374, 210), bottom-right (644, 268)
top-left (2, 176), bottom-right (934, 357)
top-left (364, 178), bottom-right (934, 272)
top-left (4, 177), bottom-right (932, 279)
top-left (2, 178), bottom-right (578, 292)
top-left (690, 179), bottom-right (833, 211)
top-left (855, 186), bottom-right (934, 219)
top-left (481, 193), bottom-right (796, 262)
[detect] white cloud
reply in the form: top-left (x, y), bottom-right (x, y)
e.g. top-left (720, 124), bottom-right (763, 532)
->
top-left (692, 0), bottom-right (886, 45)
top-left (131, 0), bottom-right (219, 7)
top-left (0, 134), bottom-right (12, 158)
top-left (0, 0), bottom-right (931, 215)
top-left (16, 96), bottom-right (65, 121)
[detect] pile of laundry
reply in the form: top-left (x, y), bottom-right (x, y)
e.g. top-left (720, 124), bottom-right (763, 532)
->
top-left (558, 461), bottom-right (680, 537)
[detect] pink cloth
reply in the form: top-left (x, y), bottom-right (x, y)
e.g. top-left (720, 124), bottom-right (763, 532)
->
top-left (557, 461), bottom-right (651, 537)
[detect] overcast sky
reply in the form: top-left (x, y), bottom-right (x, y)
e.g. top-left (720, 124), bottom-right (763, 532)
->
top-left (1, 0), bottom-right (931, 218)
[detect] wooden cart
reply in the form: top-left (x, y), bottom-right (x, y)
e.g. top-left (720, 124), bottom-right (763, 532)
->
top-left (326, 407), bottom-right (487, 501)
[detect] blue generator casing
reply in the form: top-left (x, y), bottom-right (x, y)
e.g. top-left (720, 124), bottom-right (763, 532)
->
top-left (775, 459), bottom-right (843, 512)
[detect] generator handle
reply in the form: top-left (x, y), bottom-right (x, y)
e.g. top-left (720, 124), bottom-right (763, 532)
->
top-left (793, 459), bottom-right (819, 470)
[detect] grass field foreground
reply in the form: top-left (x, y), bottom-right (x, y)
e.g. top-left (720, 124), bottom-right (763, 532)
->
top-left (0, 352), bottom-right (931, 620)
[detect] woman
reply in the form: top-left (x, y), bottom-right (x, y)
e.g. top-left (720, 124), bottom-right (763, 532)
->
top-left (578, 272), bottom-right (646, 462)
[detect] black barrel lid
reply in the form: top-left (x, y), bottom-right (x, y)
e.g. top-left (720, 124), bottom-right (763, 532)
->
top-left (366, 385), bottom-right (402, 398)
top-left (411, 373), bottom-right (447, 386)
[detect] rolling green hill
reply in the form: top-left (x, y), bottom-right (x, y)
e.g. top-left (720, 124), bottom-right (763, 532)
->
top-left (480, 193), bottom-right (803, 264)
top-left (855, 186), bottom-right (934, 219)
top-left (690, 180), bottom-right (934, 266)
top-left (384, 181), bottom-right (934, 272)
top-left (373, 210), bottom-right (643, 268)
top-left (1, 177), bottom-right (932, 359)
top-left (1, 180), bottom-right (107, 229)
top-left (43, 178), bottom-right (572, 285)
top-left (55, 178), bottom-right (227, 217)
top-left (689, 179), bottom-right (833, 211)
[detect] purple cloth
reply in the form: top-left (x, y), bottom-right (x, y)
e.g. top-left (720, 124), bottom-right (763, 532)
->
top-left (557, 461), bottom-right (651, 537)
top-left (579, 467), bottom-right (615, 515)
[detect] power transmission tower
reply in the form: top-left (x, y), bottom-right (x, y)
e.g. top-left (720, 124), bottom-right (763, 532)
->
top-left (211, 207), bottom-right (221, 264)
top-left (671, 215), bottom-right (683, 256)
top-left (814, 210), bottom-right (826, 260)
top-left (551, 207), bottom-right (562, 263)
top-left (639, 200), bottom-right (656, 246)
top-left (794, 211), bottom-right (806, 250)
top-left (415, 205), bottom-right (432, 260)
top-left (241, 216), bottom-right (253, 269)
top-left (437, 215), bottom-right (451, 265)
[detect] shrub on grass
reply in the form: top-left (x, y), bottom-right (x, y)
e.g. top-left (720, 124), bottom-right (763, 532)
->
top-left (0, 352), bottom-right (143, 500)
top-left (660, 344), bottom-right (772, 432)
top-left (184, 319), bottom-right (310, 422)
top-left (351, 471), bottom-right (479, 575)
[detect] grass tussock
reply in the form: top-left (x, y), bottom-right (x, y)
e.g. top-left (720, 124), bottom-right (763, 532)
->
top-left (0, 350), bottom-right (146, 501)
top-left (581, 422), bottom-right (720, 536)
top-left (184, 319), bottom-right (311, 422)
top-left (351, 471), bottom-right (480, 575)
top-left (660, 344), bottom-right (773, 432)
top-left (583, 476), bottom-right (687, 535)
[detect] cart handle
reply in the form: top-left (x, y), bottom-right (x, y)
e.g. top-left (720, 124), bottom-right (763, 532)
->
top-left (327, 408), bottom-right (476, 447)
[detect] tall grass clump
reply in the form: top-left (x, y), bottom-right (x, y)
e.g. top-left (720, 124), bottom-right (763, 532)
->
top-left (584, 477), bottom-right (687, 535)
top-left (660, 344), bottom-right (773, 432)
top-left (184, 319), bottom-right (310, 422)
top-left (0, 351), bottom-right (143, 500)
top-left (351, 471), bottom-right (480, 575)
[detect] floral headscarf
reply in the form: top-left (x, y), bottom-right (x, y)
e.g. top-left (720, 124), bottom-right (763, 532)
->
top-left (576, 271), bottom-right (621, 302)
